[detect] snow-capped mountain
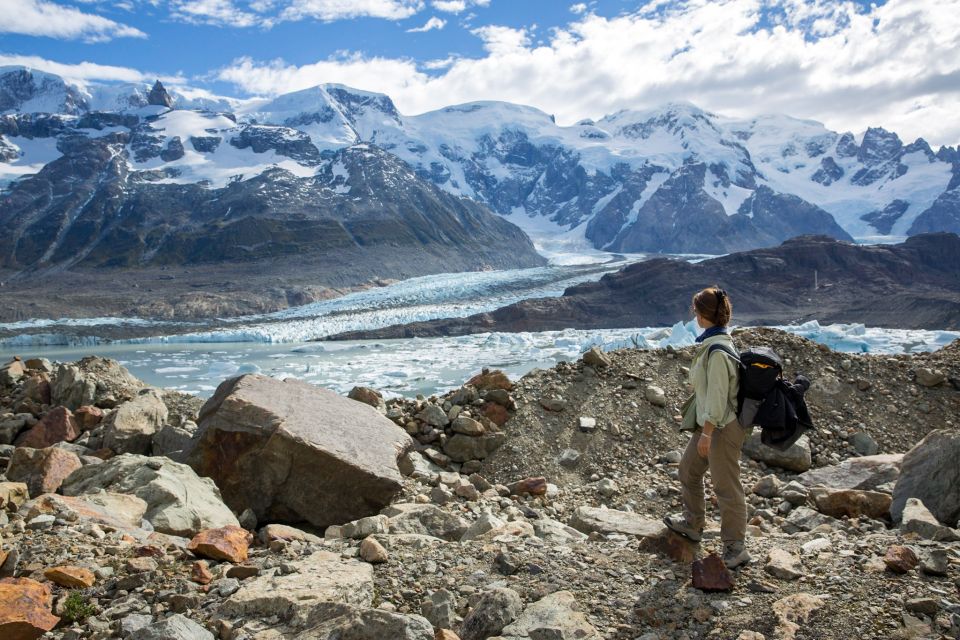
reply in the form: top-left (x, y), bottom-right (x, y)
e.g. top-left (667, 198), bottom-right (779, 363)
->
top-left (2, 65), bottom-right (958, 258)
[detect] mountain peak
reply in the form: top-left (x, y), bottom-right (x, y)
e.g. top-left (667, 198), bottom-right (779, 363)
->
top-left (147, 80), bottom-right (174, 109)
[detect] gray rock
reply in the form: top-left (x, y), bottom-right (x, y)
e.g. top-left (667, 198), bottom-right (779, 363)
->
top-left (341, 514), bottom-right (389, 539)
top-left (494, 590), bottom-right (602, 640)
top-left (765, 549), bottom-right (804, 580)
top-left (121, 614), bottom-right (154, 636)
top-left (451, 416), bottom-right (484, 436)
top-left (103, 388), bottom-right (168, 455)
top-left (443, 433), bottom-right (504, 462)
top-left (383, 503), bottom-right (468, 541)
top-left (558, 449), bottom-right (581, 467)
top-left (920, 549), bottom-right (949, 576)
top-left (417, 404), bottom-right (450, 428)
top-left (188, 374), bottom-right (412, 530)
top-left (461, 512), bottom-right (506, 541)
top-left (460, 587), bottom-right (523, 640)
top-left (743, 434), bottom-right (812, 472)
top-left (295, 607), bottom-right (434, 640)
top-left (781, 506), bottom-right (839, 534)
top-left (798, 454), bottom-right (903, 491)
top-left (578, 417), bottom-right (597, 433)
top-left (532, 517), bottom-right (588, 543)
top-left (752, 475), bottom-right (782, 498)
top-left (892, 430), bottom-right (960, 527)
top-left (539, 397), bottom-right (567, 412)
top-left (915, 368), bottom-right (946, 387)
top-left (900, 498), bottom-right (960, 541)
top-left (51, 357), bottom-right (144, 410)
top-left (61, 453), bottom-right (238, 537)
top-left (128, 613), bottom-right (214, 640)
top-left (151, 421), bottom-right (198, 462)
top-left (582, 347), bottom-right (611, 369)
top-left (645, 385), bottom-right (667, 407)
top-left (569, 506), bottom-right (665, 538)
top-left (421, 588), bottom-right (457, 630)
top-left (850, 431), bottom-right (879, 456)
top-left (220, 550), bottom-right (373, 629)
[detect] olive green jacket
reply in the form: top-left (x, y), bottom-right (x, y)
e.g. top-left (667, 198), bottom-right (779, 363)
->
top-left (680, 333), bottom-right (740, 432)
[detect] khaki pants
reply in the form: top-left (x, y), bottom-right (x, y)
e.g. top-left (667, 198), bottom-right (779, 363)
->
top-left (679, 419), bottom-right (747, 544)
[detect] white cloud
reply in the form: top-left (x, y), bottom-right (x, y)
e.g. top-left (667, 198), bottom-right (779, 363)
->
top-left (407, 16), bottom-right (446, 32)
top-left (170, 0), bottom-right (262, 27)
top-left (217, 0), bottom-right (960, 146)
top-left (279, 0), bottom-right (424, 22)
top-left (471, 25), bottom-right (530, 54)
top-left (570, 3), bottom-right (587, 15)
top-left (432, 0), bottom-right (488, 14)
top-left (0, 53), bottom-right (157, 84)
top-left (0, 0), bottom-right (146, 42)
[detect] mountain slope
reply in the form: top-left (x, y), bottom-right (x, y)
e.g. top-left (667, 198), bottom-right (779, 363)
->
top-left (2, 66), bottom-right (959, 258)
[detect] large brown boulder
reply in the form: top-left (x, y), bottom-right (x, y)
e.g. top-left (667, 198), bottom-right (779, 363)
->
top-left (188, 375), bottom-right (412, 529)
top-left (6, 447), bottom-right (83, 498)
top-left (0, 577), bottom-right (59, 640)
top-left (14, 407), bottom-right (80, 449)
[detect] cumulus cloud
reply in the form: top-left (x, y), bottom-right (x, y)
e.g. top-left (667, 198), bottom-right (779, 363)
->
top-left (432, 0), bottom-right (489, 14)
top-left (213, 0), bottom-right (960, 147)
top-left (279, 0), bottom-right (424, 22)
top-left (570, 3), bottom-right (588, 15)
top-left (0, 0), bottom-right (146, 42)
top-left (0, 53), bottom-right (172, 85)
top-left (170, 0), bottom-right (262, 27)
top-left (407, 16), bottom-right (446, 32)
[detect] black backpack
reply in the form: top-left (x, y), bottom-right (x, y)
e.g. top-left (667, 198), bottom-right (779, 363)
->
top-left (707, 344), bottom-right (813, 451)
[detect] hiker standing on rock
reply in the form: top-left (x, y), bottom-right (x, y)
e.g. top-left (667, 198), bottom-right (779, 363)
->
top-left (664, 287), bottom-right (751, 569)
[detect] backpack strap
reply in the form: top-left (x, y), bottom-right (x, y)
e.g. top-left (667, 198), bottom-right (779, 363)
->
top-left (707, 343), bottom-right (740, 364)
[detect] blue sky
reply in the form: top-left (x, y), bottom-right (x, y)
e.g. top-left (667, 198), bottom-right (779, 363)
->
top-left (1, 0), bottom-right (958, 146)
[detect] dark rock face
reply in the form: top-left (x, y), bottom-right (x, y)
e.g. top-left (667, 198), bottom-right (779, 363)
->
top-left (861, 200), bottom-right (910, 235)
top-left (147, 80), bottom-right (174, 109)
top-left (229, 125), bottom-right (322, 165)
top-left (811, 157), bottom-right (844, 186)
top-left (329, 233), bottom-right (960, 339)
top-left (0, 136), bottom-right (545, 273)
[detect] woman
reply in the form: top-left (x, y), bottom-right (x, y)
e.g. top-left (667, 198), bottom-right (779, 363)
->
top-left (664, 286), bottom-right (751, 569)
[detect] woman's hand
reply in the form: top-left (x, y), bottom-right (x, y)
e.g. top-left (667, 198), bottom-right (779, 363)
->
top-left (697, 432), bottom-right (712, 458)
top-left (697, 422), bottom-right (715, 458)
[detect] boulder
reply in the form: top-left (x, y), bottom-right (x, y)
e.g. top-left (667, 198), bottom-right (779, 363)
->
top-left (348, 386), bottom-right (385, 412)
top-left (781, 507), bottom-right (839, 534)
top-left (340, 515), bottom-right (389, 539)
top-left (692, 554), bottom-right (735, 592)
top-left (808, 488), bottom-right (892, 520)
top-left (51, 357), bottom-right (143, 409)
top-left (189, 375), bottom-right (411, 530)
top-left (22, 492), bottom-right (147, 532)
top-left (259, 523), bottom-right (322, 545)
top-left (73, 406), bottom-right (104, 430)
top-left (493, 590), bottom-right (602, 640)
top-left (103, 389), bottom-right (169, 455)
top-left (421, 589), bottom-right (457, 630)
top-left (765, 549), bottom-right (804, 580)
top-left (150, 422), bottom-right (198, 462)
top-left (187, 526), bottom-right (253, 563)
top-left (359, 537), bottom-right (388, 563)
top-left (443, 433), bottom-right (504, 463)
top-left (466, 369), bottom-right (512, 392)
top-left (570, 506), bottom-right (667, 538)
top-left (127, 614), bottom-right (214, 640)
top-left (883, 545), bottom-right (918, 573)
top-left (743, 434), bottom-right (812, 472)
top-left (892, 429), bottom-right (960, 526)
top-left (0, 359), bottom-right (25, 386)
top-left (900, 498), bottom-right (960, 541)
top-left (460, 587), bottom-right (522, 640)
top-left (798, 454), bottom-right (903, 491)
top-left (295, 607), bottom-right (434, 640)
top-left (915, 368), bottom-right (946, 387)
top-left (0, 578), bottom-right (59, 639)
top-left (582, 346), bottom-right (611, 369)
top-left (219, 551), bottom-right (373, 629)
top-left (14, 407), bottom-right (80, 449)
top-left (6, 447), bottom-right (83, 497)
top-left (43, 566), bottom-right (95, 588)
top-left (383, 503), bottom-right (468, 541)
top-left (645, 385), bottom-right (667, 407)
top-left (0, 483), bottom-right (29, 510)
top-left (61, 454), bottom-right (238, 537)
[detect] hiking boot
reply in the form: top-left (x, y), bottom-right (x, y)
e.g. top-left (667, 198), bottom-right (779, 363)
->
top-left (663, 514), bottom-right (702, 542)
top-left (723, 541), bottom-right (751, 569)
